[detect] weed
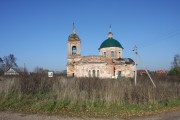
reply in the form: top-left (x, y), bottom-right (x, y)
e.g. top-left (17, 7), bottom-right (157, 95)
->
top-left (0, 75), bottom-right (180, 117)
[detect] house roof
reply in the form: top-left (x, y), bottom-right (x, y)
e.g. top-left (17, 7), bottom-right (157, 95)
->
top-left (137, 70), bottom-right (147, 73)
top-left (5, 67), bottom-right (21, 73)
top-left (113, 58), bottom-right (135, 65)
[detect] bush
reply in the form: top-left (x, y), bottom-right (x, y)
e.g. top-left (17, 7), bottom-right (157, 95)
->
top-left (168, 67), bottom-right (180, 76)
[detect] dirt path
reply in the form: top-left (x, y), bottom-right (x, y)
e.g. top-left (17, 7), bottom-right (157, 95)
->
top-left (0, 110), bottom-right (180, 120)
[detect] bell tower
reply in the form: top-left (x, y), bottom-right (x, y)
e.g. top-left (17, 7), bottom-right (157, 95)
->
top-left (68, 23), bottom-right (81, 59)
top-left (67, 23), bottom-right (81, 77)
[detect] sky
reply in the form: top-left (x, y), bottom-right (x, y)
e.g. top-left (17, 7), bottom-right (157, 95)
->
top-left (0, 0), bottom-right (180, 72)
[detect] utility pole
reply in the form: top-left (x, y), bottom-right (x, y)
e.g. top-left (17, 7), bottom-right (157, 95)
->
top-left (133, 46), bottom-right (137, 86)
top-left (133, 46), bottom-right (156, 88)
top-left (24, 63), bottom-right (26, 72)
top-left (137, 53), bottom-right (156, 88)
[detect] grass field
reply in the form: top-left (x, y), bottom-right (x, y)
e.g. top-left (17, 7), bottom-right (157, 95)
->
top-left (0, 74), bottom-right (180, 117)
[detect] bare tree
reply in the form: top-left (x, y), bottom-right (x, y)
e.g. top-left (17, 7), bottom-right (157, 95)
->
top-left (171, 54), bottom-right (180, 68)
top-left (18, 67), bottom-right (28, 73)
top-left (0, 57), bottom-right (3, 63)
top-left (33, 66), bottom-right (48, 74)
top-left (3, 54), bottom-right (18, 69)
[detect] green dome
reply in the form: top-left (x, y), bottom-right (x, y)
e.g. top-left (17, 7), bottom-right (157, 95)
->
top-left (99, 38), bottom-right (123, 49)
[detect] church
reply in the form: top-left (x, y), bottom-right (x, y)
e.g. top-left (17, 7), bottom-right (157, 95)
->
top-left (67, 24), bottom-right (135, 78)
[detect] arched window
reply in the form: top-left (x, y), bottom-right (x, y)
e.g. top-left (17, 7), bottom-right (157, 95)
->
top-left (97, 70), bottom-right (99, 77)
top-left (119, 51), bottom-right (121, 58)
top-left (93, 70), bottom-right (96, 77)
top-left (104, 52), bottom-right (106, 57)
top-left (111, 51), bottom-right (114, 57)
top-left (89, 70), bottom-right (91, 77)
top-left (118, 71), bottom-right (122, 77)
top-left (72, 46), bottom-right (77, 55)
top-left (114, 67), bottom-right (115, 76)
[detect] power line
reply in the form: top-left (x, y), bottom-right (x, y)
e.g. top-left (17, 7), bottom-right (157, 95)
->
top-left (133, 46), bottom-right (156, 88)
top-left (139, 30), bottom-right (180, 50)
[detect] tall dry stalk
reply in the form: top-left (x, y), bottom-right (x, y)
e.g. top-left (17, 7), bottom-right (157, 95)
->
top-left (0, 74), bottom-right (179, 104)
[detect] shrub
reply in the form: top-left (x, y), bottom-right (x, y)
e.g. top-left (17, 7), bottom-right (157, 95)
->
top-left (168, 67), bottom-right (180, 76)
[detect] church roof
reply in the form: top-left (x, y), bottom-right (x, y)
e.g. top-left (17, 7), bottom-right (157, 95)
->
top-left (99, 37), bottom-right (123, 49)
top-left (68, 33), bottom-right (80, 40)
top-left (68, 23), bottom-right (80, 41)
top-left (99, 26), bottom-right (123, 49)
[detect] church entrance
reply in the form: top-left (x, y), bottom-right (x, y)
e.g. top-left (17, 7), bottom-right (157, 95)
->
top-left (92, 70), bottom-right (96, 77)
top-left (118, 71), bottom-right (122, 77)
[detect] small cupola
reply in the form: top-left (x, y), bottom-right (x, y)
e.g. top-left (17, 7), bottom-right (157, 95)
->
top-left (99, 25), bottom-right (123, 49)
top-left (68, 23), bottom-right (80, 41)
top-left (108, 25), bottom-right (113, 38)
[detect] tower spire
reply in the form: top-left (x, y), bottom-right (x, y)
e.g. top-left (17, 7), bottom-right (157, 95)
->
top-left (72, 22), bottom-right (76, 34)
top-left (108, 25), bottom-right (113, 38)
top-left (109, 25), bottom-right (112, 32)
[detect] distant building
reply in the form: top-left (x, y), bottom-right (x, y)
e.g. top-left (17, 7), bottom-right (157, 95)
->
top-left (155, 70), bottom-right (167, 75)
top-left (4, 68), bottom-right (20, 75)
top-left (67, 24), bottom-right (135, 78)
top-left (137, 70), bottom-right (147, 76)
top-left (48, 72), bottom-right (53, 77)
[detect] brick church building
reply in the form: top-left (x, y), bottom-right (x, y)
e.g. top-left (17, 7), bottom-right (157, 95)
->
top-left (67, 24), bottom-right (135, 78)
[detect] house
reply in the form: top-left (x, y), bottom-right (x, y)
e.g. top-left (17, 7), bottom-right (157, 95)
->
top-left (67, 24), bottom-right (135, 78)
top-left (155, 70), bottom-right (167, 75)
top-left (4, 68), bottom-right (20, 75)
top-left (137, 70), bottom-right (147, 76)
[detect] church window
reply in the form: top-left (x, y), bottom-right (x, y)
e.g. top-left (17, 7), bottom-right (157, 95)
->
top-left (89, 70), bottom-right (91, 77)
top-left (119, 51), bottom-right (121, 58)
top-left (111, 51), bottom-right (114, 57)
top-left (118, 71), bottom-right (122, 77)
top-left (97, 70), bottom-right (99, 77)
top-left (104, 52), bottom-right (106, 57)
top-left (114, 67), bottom-right (115, 76)
top-left (72, 46), bottom-right (77, 55)
top-left (93, 70), bottom-right (96, 77)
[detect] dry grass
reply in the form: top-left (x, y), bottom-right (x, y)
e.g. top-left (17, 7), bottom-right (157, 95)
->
top-left (0, 74), bottom-right (180, 117)
top-left (0, 74), bottom-right (180, 105)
